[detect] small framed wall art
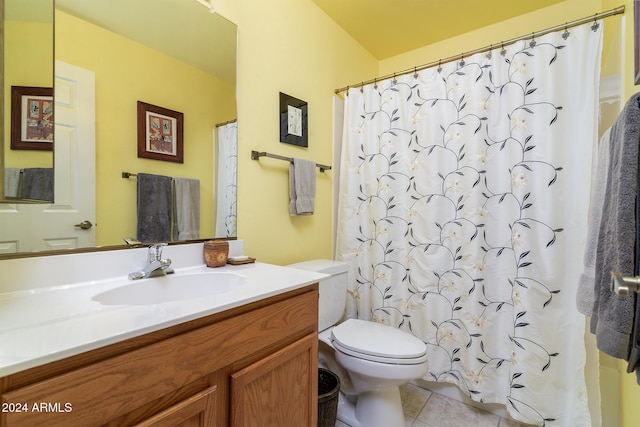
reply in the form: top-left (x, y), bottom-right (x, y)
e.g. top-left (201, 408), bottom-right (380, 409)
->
top-left (137, 101), bottom-right (184, 163)
top-left (279, 92), bottom-right (308, 147)
top-left (11, 86), bottom-right (54, 151)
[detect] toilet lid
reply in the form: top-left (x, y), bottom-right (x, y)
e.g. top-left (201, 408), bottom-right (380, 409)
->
top-left (331, 319), bottom-right (427, 362)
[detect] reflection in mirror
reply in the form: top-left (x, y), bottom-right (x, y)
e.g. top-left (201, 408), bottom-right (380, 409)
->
top-left (2, 0), bottom-right (54, 202)
top-left (0, 0), bottom-right (237, 256)
top-left (215, 120), bottom-right (238, 238)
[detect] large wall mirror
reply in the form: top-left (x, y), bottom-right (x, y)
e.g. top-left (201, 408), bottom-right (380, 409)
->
top-left (0, 0), bottom-right (238, 256)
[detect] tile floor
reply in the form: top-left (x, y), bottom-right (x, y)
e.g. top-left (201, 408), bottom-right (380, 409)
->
top-left (335, 383), bottom-right (531, 427)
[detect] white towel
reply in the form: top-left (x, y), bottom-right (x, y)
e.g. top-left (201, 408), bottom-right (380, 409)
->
top-left (173, 177), bottom-right (200, 240)
top-left (289, 158), bottom-right (316, 215)
top-left (4, 168), bottom-right (21, 198)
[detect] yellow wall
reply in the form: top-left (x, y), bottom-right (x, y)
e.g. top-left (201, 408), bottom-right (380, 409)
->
top-left (4, 20), bottom-right (53, 169)
top-left (378, 0), bottom-right (603, 75)
top-left (55, 11), bottom-right (236, 246)
top-left (211, 0), bottom-right (377, 265)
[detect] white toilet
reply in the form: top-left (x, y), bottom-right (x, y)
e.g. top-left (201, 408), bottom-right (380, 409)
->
top-left (288, 259), bottom-right (429, 427)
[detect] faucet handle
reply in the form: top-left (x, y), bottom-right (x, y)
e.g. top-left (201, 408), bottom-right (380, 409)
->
top-left (147, 243), bottom-right (167, 262)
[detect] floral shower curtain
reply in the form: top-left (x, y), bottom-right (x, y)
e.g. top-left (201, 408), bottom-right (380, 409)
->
top-left (215, 121), bottom-right (238, 237)
top-left (336, 23), bottom-right (602, 426)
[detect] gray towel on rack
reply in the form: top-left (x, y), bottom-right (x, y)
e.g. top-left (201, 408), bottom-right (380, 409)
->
top-left (629, 101), bottom-right (640, 381)
top-left (137, 173), bottom-right (172, 243)
top-left (172, 177), bottom-right (200, 241)
top-left (4, 168), bottom-right (21, 198)
top-left (577, 128), bottom-right (611, 316)
top-left (289, 158), bottom-right (316, 215)
top-left (19, 168), bottom-right (53, 201)
top-left (590, 94), bottom-right (640, 359)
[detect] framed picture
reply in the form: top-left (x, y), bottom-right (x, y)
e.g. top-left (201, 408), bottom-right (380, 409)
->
top-left (279, 92), bottom-right (308, 147)
top-left (137, 101), bottom-right (184, 163)
top-left (11, 86), bottom-right (54, 151)
top-left (636, 0), bottom-right (640, 84)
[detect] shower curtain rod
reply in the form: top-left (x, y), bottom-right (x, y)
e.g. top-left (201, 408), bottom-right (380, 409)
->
top-left (215, 118), bottom-right (237, 128)
top-left (334, 5), bottom-right (625, 94)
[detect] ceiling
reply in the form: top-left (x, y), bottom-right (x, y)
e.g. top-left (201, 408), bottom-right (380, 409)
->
top-left (311, 0), bottom-right (568, 59)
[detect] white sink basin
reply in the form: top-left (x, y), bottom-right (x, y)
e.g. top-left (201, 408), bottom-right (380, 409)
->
top-left (92, 272), bottom-right (245, 305)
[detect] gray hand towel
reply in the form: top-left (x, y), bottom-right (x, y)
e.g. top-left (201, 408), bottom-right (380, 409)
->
top-left (137, 173), bottom-right (172, 243)
top-left (4, 168), bottom-right (21, 198)
top-left (577, 128), bottom-right (610, 316)
top-left (19, 168), bottom-right (53, 201)
top-left (591, 94), bottom-right (640, 359)
top-left (172, 177), bottom-right (200, 241)
top-left (289, 158), bottom-right (316, 215)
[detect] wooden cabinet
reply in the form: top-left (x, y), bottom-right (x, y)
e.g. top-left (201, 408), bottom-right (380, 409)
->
top-left (0, 285), bottom-right (318, 427)
top-left (135, 385), bottom-right (217, 427)
top-left (230, 333), bottom-right (317, 427)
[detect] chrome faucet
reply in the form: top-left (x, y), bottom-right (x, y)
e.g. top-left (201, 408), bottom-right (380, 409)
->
top-left (128, 243), bottom-right (174, 280)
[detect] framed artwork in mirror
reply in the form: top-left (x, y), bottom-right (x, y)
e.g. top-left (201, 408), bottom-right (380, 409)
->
top-left (279, 92), bottom-right (308, 147)
top-left (11, 86), bottom-right (54, 151)
top-left (137, 101), bottom-right (184, 163)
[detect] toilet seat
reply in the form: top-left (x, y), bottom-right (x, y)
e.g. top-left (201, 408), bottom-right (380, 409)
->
top-left (331, 319), bottom-right (428, 365)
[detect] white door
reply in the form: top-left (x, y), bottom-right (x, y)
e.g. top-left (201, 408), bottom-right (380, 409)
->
top-left (0, 61), bottom-right (96, 254)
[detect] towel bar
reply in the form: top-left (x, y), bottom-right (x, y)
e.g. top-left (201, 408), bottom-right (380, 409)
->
top-left (251, 151), bottom-right (331, 172)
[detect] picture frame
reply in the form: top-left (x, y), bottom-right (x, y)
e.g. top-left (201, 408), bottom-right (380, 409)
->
top-left (636, 0), bottom-right (640, 85)
top-left (279, 92), bottom-right (308, 147)
top-left (137, 101), bottom-right (184, 163)
top-left (11, 86), bottom-right (54, 151)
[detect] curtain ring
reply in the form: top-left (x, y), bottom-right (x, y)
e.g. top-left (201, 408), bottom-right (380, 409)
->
top-left (591, 14), bottom-right (600, 31)
top-left (392, 73), bottom-right (398, 85)
top-left (529, 32), bottom-right (536, 48)
top-left (500, 41), bottom-right (507, 56)
top-left (459, 53), bottom-right (465, 67)
top-left (373, 77), bottom-right (378, 90)
top-left (413, 67), bottom-right (418, 79)
top-left (437, 59), bottom-right (442, 73)
top-left (360, 82), bottom-right (364, 93)
top-left (486, 45), bottom-right (492, 59)
top-left (562, 23), bottom-right (570, 40)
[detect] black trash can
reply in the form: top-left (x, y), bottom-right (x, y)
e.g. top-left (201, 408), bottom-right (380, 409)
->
top-left (318, 368), bottom-right (340, 427)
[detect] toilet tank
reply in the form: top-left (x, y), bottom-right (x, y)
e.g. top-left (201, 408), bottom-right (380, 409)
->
top-left (287, 259), bottom-right (348, 332)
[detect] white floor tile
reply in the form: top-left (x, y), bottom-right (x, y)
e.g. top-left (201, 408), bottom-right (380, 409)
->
top-left (335, 383), bottom-right (533, 427)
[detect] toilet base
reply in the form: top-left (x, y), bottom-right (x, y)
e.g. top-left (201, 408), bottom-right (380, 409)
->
top-left (336, 386), bottom-right (406, 427)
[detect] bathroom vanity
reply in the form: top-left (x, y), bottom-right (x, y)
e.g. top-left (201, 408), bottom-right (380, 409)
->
top-left (0, 243), bottom-right (325, 426)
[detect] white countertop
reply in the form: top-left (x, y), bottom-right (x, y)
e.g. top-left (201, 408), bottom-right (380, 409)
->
top-left (0, 261), bottom-right (326, 377)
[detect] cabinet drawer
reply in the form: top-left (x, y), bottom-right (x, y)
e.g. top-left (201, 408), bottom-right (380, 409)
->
top-left (1, 288), bottom-right (317, 426)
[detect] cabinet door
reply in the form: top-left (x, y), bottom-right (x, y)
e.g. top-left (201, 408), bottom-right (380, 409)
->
top-left (134, 386), bottom-right (217, 427)
top-left (230, 333), bottom-right (318, 427)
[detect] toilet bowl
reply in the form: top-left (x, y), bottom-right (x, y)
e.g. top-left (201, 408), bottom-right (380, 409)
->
top-left (288, 260), bottom-right (429, 427)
